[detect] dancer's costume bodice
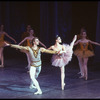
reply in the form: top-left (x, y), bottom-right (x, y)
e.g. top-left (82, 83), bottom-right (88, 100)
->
top-left (28, 47), bottom-right (41, 67)
top-left (79, 42), bottom-right (89, 51)
top-left (0, 34), bottom-right (4, 42)
top-left (74, 42), bottom-right (94, 58)
top-left (26, 39), bottom-right (33, 47)
top-left (10, 45), bottom-right (57, 67)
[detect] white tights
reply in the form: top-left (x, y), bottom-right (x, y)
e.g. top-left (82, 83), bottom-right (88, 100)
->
top-left (29, 66), bottom-right (42, 94)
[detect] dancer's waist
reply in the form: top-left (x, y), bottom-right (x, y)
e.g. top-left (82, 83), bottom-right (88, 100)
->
top-left (30, 60), bottom-right (41, 67)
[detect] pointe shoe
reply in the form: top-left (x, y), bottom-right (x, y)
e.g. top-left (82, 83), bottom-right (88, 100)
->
top-left (62, 83), bottom-right (66, 90)
top-left (29, 85), bottom-right (37, 89)
top-left (73, 35), bottom-right (77, 42)
top-left (0, 65), bottom-right (4, 67)
top-left (34, 90), bottom-right (42, 95)
top-left (84, 76), bottom-right (88, 80)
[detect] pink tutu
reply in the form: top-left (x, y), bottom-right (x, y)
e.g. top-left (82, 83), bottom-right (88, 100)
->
top-left (51, 44), bottom-right (73, 67)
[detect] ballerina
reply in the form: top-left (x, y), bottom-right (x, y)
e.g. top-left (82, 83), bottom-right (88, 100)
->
top-left (0, 24), bottom-right (16, 67)
top-left (48, 35), bottom-right (77, 90)
top-left (74, 29), bottom-right (100, 80)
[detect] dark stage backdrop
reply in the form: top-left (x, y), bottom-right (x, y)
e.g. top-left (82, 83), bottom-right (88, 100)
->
top-left (71, 1), bottom-right (98, 67)
top-left (71, 1), bottom-right (98, 41)
top-left (0, 1), bottom-right (40, 43)
top-left (0, 1), bottom-right (27, 42)
top-left (94, 1), bottom-right (100, 64)
top-left (0, 1), bottom-right (98, 45)
top-left (0, 1), bottom-right (99, 67)
top-left (40, 1), bottom-right (72, 47)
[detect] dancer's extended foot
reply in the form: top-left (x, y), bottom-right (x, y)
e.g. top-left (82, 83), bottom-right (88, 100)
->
top-left (84, 76), bottom-right (88, 80)
top-left (34, 90), bottom-right (42, 95)
top-left (70, 35), bottom-right (77, 47)
top-left (73, 35), bottom-right (77, 43)
top-left (62, 83), bottom-right (66, 90)
top-left (0, 65), bottom-right (4, 67)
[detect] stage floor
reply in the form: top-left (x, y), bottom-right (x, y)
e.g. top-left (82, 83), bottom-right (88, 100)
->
top-left (0, 58), bottom-right (100, 99)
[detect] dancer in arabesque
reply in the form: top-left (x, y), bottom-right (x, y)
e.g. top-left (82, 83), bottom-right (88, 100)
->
top-left (48, 35), bottom-right (77, 90)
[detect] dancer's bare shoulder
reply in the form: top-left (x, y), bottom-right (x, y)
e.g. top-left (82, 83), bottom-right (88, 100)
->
top-left (48, 45), bottom-right (55, 50)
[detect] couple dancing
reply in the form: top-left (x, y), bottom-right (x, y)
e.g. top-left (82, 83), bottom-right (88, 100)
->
top-left (4, 35), bottom-right (77, 94)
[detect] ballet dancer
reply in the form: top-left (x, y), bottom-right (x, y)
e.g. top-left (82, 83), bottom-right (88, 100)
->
top-left (0, 24), bottom-right (16, 67)
top-left (48, 35), bottom-right (77, 90)
top-left (74, 29), bottom-right (100, 80)
top-left (18, 29), bottom-right (46, 70)
top-left (5, 37), bottom-right (58, 95)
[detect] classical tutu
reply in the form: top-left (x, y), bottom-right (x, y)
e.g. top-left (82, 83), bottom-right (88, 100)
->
top-left (74, 49), bottom-right (94, 58)
top-left (51, 44), bottom-right (73, 67)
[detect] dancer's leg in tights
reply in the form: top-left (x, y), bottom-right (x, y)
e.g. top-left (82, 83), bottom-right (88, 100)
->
top-left (83, 58), bottom-right (88, 80)
top-left (29, 66), bottom-right (42, 94)
top-left (0, 48), bottom-right (4, 67)
top-left (60, 66), bottom-right (65, 90)
top-left (77, 56), bottom-right (84, 77)
top-left (29, 66), bottom-right (41, 89)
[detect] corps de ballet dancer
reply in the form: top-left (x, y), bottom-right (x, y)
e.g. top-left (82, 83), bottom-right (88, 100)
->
top-left (74, 29), bottom-right (100, 80)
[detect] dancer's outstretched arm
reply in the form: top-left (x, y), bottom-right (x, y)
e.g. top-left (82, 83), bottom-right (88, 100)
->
top-left (88, 40), bottom-right (100, 46)
top-left (74, 39), bottom-right (80, 46)
top-left (18, 37), bottom-right (28, 45)
top-left (39, 41), bottom-right (47, 48)
top-left (40, 47), bottom-right (58, 54)
top-left (4, 32), bottom-right (17, 43)
top-left (5, 42), bottom-right (29, 51)
top-left (58, 45), bottom-right (66, 54)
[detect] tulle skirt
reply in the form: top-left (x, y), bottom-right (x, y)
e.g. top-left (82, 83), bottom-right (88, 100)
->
top-left (51, 44), bottom-right (73, 67)
top-left (74, 49), bottom-right (94, 58)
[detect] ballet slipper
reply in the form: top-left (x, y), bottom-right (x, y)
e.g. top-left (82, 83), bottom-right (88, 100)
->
top-left (0, 65), bottom-right (4, 67)
top-left (84, 76), bottom-right (88, 80)
top-left (62, 83), bottom-right (65, 90)
top-left (34, 90), bottom-right (42, 95)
